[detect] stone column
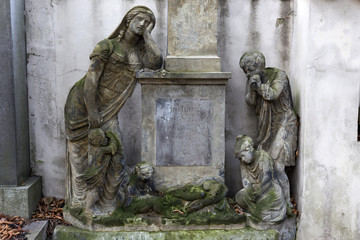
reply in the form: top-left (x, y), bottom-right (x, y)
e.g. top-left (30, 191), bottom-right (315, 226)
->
top-left (0, 0), bottom-right (41, 218)
top-left (165, 0), bottom-right (221, 72)
top-left (138, 0), bottom-right (230, 190)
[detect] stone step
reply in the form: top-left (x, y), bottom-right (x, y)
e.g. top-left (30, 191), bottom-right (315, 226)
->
top-left (53, 225), bottom-right (280, 240)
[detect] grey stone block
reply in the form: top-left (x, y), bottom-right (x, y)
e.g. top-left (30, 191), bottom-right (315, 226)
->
top-left (165, 56), bottom-right (221, 72)
top-left (138, 72), bottom-right (230, 190)
top-left (0, 0), bottom-right (30, 186)
top-left (23, 220), bottom-right (48, 240)
top-left (0, 176), bottom-right (42, 219)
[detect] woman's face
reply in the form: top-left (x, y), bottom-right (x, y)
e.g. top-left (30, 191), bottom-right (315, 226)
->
top-left (128, 13), bottom-right (152, 36)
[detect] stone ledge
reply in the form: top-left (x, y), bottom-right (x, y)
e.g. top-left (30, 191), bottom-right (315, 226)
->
top-left (53, 225), bottom-right (279, 240)
top-left (137, 70), bottom-right (231, 85)
top-left (0, 176), bottom-right (42, 219)
top-left (165, 56), bottom-right (221, 72)
top-left (63, 209), bottom-right (246, 232)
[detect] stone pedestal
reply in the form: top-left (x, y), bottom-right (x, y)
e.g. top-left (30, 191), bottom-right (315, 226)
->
top-left (139, 0), bottom-right (230, 189)
top-left (0, 0), bottom-right (41, 218)
top-left (138, 71), bottom-right (230, 190)
top-left (53, 225), bottom-right (279, 240)
top-left (0, 177), bottom-right (42, 219)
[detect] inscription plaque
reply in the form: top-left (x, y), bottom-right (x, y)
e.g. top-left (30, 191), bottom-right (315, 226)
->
top-left (156, 98), bottom-right (212, 166)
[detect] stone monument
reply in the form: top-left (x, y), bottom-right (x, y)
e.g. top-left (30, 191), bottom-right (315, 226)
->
top-left (137, 0), bottom-right (231, 190)
top-left (56, 3), bottom-right (286, 240)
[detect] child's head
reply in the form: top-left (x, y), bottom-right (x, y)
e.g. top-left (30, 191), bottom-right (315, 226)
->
top-left (88, 128), bottom-right (107, 147)
top-left (135, 161), bottom-right (155, 181)
top-left (239, 51), bottom-right (266, 77)
top-left (234, 135), bottom-right (254, 164)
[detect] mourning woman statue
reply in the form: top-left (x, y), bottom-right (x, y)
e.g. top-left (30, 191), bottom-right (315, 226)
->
top-left (234, 135), bottom-right (287, 226)
top-left (64, 6), bottom-right (163, 213)
top-left (239, 51), bottom-right (298, 207)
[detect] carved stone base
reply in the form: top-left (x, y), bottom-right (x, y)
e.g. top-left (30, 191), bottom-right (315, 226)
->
top-left (53, 225), bottom-right (280, 240)
top-left (63, 205), bottom-right (246, 232)
top-left (246, 214), bottom-right (297, 240)
top-left (0, 176), bottom-right (42, 219)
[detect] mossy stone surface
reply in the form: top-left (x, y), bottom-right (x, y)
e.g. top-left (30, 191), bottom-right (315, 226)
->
top-left (53, 225), bottom-right (279, 240)
top-left (65, 202), bottom-right (246, 229)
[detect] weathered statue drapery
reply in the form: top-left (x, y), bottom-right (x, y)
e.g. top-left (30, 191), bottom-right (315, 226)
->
top-left (64, 6), bottom-right (162, 213)
top-left (234, 135), bottom-right (287, 224)
top-left (239, 51), bottom-right (298, 209)
top-left (240, 52), bottom-right (298, 167)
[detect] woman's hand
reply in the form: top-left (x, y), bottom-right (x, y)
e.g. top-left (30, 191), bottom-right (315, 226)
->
top-left (144, 22), bottom-right (154, 37)
top-left (88, 110), bottom-right (102, 128)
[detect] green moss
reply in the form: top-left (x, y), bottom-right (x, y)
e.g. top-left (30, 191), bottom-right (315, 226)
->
top-left (66, 193), bottom-right (245, 228)
top-left (65, 205), bottom-right (89, 225)
top-left (83, 165), bottom-right (100, 179)
top-left (166, 185), bottom-right (205, 201)
top-left (92, 207), bottom-right (136, 227)
top-left (82, 199), bottom-right (246, 228)
top-left (73, 76), bottom-right (86, 88)
top-left (163, 207), bottom-right (245, 226)
top-left (251, 188), bottom-right (279, 223)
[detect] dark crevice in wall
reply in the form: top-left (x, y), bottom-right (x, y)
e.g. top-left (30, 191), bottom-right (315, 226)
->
top-left (217, 0), bottom-right (229, 70)
top-left (247, 0), bottom-right (260, 50)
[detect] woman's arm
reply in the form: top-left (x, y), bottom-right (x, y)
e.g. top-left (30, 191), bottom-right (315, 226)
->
top-left (142, 22), bottom-right (163, 69)
top-left (84, 57), bottom-right (105, 128)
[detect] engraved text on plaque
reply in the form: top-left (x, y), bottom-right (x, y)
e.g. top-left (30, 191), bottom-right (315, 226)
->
top-left (156, 98), bottom-right (212, 166)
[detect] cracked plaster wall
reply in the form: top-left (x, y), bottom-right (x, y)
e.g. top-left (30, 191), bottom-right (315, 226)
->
top-left (291, 0), bottom-right (360, 239)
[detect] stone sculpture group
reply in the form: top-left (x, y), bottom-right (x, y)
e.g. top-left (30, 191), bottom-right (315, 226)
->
top-left (64, 5), bottom-right (298, 232)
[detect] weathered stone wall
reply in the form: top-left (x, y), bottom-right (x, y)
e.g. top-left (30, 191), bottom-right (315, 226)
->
top-left (291, 0), bottom-right (360, 239)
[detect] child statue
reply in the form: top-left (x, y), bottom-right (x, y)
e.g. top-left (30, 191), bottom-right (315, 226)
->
top-left (239, 51), bottom-right (298, 207)
top-left (234, 135), bottom-right (288, 226)
top-left (84, 128), bottom-right (121, 215)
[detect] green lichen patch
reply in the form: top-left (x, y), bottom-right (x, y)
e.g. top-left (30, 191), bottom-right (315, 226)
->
top-left (88, 200), bottom-right (245, 228)
top-left (64, 205), bottom-right (89, 226)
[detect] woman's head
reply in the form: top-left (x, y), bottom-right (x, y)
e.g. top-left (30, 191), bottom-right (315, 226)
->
top-left (109, 6), bottom-right (156, 40)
